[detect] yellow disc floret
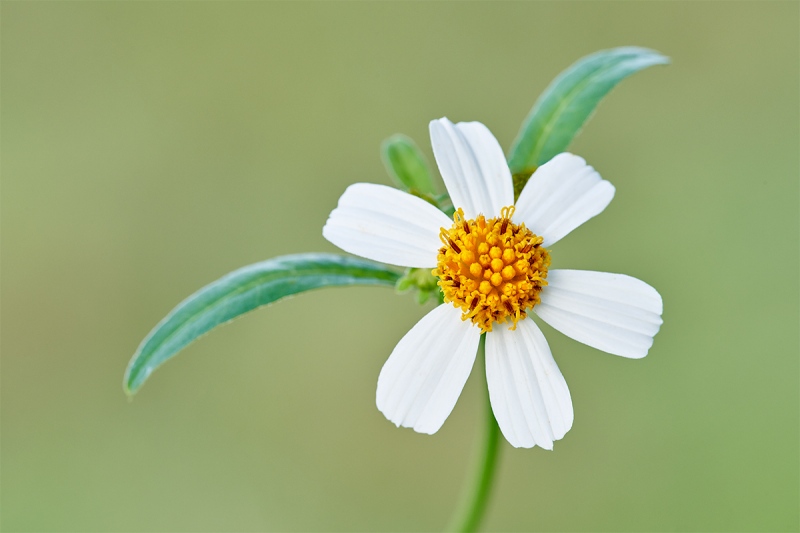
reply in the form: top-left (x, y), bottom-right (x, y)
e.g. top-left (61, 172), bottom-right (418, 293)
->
top-left (433, 206), bottom-right (550, 333)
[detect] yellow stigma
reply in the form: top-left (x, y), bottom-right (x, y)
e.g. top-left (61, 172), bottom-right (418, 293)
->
top-left (433, 206), bottom-right (550, 333)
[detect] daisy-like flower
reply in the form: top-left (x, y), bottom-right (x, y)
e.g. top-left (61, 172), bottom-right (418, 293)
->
top-left (323, 118), bottom-right (663, 449)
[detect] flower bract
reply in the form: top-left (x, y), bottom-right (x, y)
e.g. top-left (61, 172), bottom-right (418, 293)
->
top-left (323, 118), bottom-right (663, 449)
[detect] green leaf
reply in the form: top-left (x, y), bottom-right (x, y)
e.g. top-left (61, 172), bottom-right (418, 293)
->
top-left (124, 253), bottom-right (401, 395)
top-left (381, 134), bottom-right (436, 195)
top-left (507, 47), bottom-right (669, 175)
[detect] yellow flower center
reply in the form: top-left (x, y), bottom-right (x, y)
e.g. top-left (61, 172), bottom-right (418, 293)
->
top-left (433, 206), bottom-right (550, 333)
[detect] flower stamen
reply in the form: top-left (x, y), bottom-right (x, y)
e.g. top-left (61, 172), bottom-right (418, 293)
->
top-left (433, 207), bottom-right (550, 332)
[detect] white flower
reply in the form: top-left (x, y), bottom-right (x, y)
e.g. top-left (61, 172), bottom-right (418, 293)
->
top-left (323, 118), bottom-right (663, 449)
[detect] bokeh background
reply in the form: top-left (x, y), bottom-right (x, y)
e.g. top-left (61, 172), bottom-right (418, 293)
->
top-left (2, 2), bottom-right (798, 532)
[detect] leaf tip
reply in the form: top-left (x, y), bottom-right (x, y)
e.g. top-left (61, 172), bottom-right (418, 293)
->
top-left (122, 371), bottom-right (138, 398)
top-left (624, 46), bottom-right (671, 66)
top-left (123, 354), bottom-right (146, 398)
top-left (648, 51), bottom-right (671, 66)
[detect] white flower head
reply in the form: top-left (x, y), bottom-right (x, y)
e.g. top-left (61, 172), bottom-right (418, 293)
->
top-left (323, 118), bottom-right (663, 449)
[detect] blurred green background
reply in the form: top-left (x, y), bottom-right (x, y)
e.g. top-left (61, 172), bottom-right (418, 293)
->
top-left (2, 2), bottom-right (798, 532)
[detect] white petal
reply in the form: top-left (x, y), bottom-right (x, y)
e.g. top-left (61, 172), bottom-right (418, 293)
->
top-left (323, 183), bottom-right (452, 268)
top-left (535, 270), bottom-right (663, 359)
top-left (485, 319), bottom-right (573, 449)
top-left (514, 153), bottom-right (615, 246)
top-left (429, 118), bottom-right (514, 219)
top-left (377, 304), bottom-right (481, 434)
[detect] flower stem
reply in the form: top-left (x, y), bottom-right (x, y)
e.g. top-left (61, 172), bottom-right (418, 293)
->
top-left (445, 336), bottom-right (502, 533)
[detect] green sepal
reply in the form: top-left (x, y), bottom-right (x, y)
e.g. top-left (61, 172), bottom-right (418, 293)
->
top-left (507, 47), bottom-right (669, 176)
top-left (124, 253), bottom-right (401, 395)
top-left (396, 267), bottom-right (441, 306)
top-left (381, 134), bottom-right (437, 196)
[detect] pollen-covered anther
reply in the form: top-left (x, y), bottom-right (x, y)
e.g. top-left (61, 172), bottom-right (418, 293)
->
top-left (433, 206), bottom-right (551, 333)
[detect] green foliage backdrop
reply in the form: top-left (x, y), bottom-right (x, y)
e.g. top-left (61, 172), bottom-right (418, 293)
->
top-left (2, 2), bottom-right (798, 531)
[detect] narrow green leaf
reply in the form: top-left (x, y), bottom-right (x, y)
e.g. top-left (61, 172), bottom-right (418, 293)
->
top-left (124, 253), bottom-right (401, 395)
top-left (507, 47), bottom-right (669, 175)
top-left (381, 134), bottom-right (436, 195)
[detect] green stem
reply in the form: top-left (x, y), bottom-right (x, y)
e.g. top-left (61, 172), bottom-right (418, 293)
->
top-left (445, 336), bottom-right (502, 533)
